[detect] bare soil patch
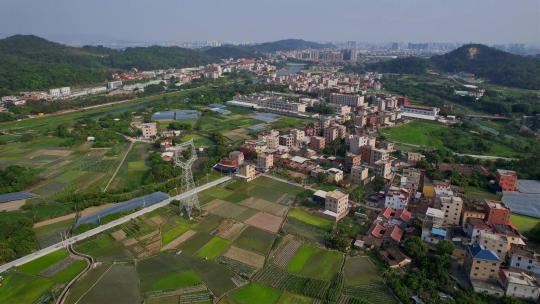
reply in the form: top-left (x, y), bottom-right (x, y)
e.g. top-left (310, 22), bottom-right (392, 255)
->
top-left (223, 246), bottom-right (265, 269)
top-left (0, 199), bottom-right (25, 212)
top-left (239, 197), bottom-right (287, 216)
top-left (216, 219), bottom-right (246, 241)
top-left (28, 149), bottom-right (72, 158)
top-left (111, 230), bottom-right (127, 241)
top-left (244, 212), bottom-right (283, 233)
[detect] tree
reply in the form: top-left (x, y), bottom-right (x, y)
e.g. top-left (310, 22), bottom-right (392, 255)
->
top-left (404, 236), bottom-right (428, 261)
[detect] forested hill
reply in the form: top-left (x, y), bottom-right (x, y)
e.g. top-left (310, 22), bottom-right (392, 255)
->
top-left (365, 44), bottom-right (540, 90)
top-left (0, 35), bottom-right (333, 94)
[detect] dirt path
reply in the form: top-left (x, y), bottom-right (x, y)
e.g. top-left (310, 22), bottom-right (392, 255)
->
top-left (33, 204), bottom-right (114, 228)
top-left (103, 141), bottom-right (134, 192)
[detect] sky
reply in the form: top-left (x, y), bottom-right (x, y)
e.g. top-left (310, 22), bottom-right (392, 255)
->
top-left (0, 0), bottom-right (539, 45)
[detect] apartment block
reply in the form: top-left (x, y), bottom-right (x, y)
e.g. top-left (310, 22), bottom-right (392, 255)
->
top-left (229, 151), bottom-right (244, 166)
top-left (325, 190), bottom-right (349, 221)
top-left (496, 169), bottom-right (517, 192)
top-left (257, 153), bottom-right (273, 172)
top-left (141, 122), bottom-right (157, 139)
top-left (351, 166), bottom-right (369, 184)
top-left (440, 196), bottom-right (463, 226)
top-left (310, 136), bottom-right (326, 150)
top-left (329, 93), bottom-right (365, 107)
top-left (499, 270), bottom-right (540, 301)
top-left (464, 244), bottom-right (501, 281)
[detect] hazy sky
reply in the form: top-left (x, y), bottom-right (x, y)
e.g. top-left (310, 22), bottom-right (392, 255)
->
top-left (1, 0), bottom-right (539, 44)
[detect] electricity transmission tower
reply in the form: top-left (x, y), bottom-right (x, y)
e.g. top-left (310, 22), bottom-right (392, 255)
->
top-left (173, 140), bottom-right (200, 218)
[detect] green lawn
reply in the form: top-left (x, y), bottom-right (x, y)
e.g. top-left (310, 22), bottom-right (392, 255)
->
top-left (229, 283), bottom-right (282, 304)
top-left (196, 237), bottom-right (230, 260)
top-left (382, 122), bottom-right (445, 148)
top-left (17, 249), bottom-right (69, 275)
top-left (150, 271), bottom-right (203, 291)
top-left (511, 214), bottom-right (540, 233)
top-left (286, 246), bottom-right (343, 281)
top-left (287, 209), bottom-right (333, 230)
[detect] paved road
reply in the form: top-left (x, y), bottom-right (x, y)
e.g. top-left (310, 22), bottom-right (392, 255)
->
top-left (0, 176), bottom-right (231, 273)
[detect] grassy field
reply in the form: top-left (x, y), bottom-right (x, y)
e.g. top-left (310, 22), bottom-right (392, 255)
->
top-left (287, 209), bottom-right (333, 230)
top-left (111, 142), bottom-right (152, 191)
top-left (196, 236), bottom-right (231, 260)
top-left (286, 246), bottom-right (343, 281)
top-left (161, 220), bottom-right (192, 245)
top-left (382, 121), bottom-right (525, 157)
top-left (76, 234), bottom-right (133, 262)
top-left (382, 122), bottom-right (446, 148)
top-left (17, 249), bottom-right (69, 274)
top-left (228, 283), bottom-right (282, 304)
top-left (343, 256), bottom-right (383, 286)
top-left (464, 186), bottom-right (500, 201)
top-left (148, 271), bottom-right (203, 292)
top-left (75, 264), bottom-right (141, 304)
top-left (276, 291), bottom-right (313, 304)
top-left (511, 214), bottom-right (540, 233)
top-left (0, 272), bottom-right (55, 303)
top-left (233, 226), bottom-right (276, 256)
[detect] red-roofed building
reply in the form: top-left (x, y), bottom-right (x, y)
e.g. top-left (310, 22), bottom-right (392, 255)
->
top-left (496, 169), bottom-right (517, 192)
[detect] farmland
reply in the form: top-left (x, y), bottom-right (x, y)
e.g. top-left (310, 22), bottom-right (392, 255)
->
top-left (2, 175), bottom-right (397, 304)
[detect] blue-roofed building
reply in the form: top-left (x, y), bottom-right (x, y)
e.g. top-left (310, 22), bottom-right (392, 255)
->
top-left (464, 244), bottom-right (502, 282)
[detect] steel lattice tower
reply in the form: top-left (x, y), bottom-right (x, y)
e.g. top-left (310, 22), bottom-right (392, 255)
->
top-left (173, 140), bottom-right (200, 217)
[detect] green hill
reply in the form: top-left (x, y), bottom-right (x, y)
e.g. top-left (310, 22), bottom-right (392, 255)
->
top-left (431, 44), bottom-right (540, 89)
top-left (0, 35), bottom-right (334, 94)
top-left (365, 44), bottom-right (540, 90)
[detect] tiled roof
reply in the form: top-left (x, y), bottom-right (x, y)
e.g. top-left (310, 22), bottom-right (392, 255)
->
top-left (469, 244), bottom-right (500, 262)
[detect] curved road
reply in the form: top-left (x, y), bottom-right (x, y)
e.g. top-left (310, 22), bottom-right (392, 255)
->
top-left (0, 176), bottom-right (231, 273)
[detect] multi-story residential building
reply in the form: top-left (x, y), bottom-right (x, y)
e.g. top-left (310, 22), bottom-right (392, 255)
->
top-left (290, 129), bottom-right (305, 147)
top-left (310, 136), bottom-right (326, 150)
top-left (107, 80), bottom-right (123, 90)
top-left (370, 148), bottom-right (389, 165)
top-left (351, 166), bottom-right (369, 184)
top-left (327, 168), bottom-right (344, 183)
top-left (496, 169), bottom-right (517, 192)
top-left (344, 153), bottom-right (361, 172)
top-left (462, 209), bottom-right (486, 227)
top-left (324, 126), bottom-right (339, 144)
top-left (279, 135), bottom-right (294, 148)
top-left (421, 207), bottom-right (447, 244)
top-left (464, 218), bottom-right (493, 243)
top-left (499, 269), bottom-right (540, 301)
top-left (407, 152), bottom-right (425, 165)
top-left (141, 122), bottom-right (157, 139)
top-left (484, 200), bottom-right (511, 226)
top-left (257, 153), bottom-right (273, 172)
top-left (440, 196), bottom-right (463, 226)
top-left (384, 186), bottom-right (410, 210)
top-left (374, 160), bottom-right (392, 180)
top-left (510, 248), bottom-right (540, 275)
top-left (477, 230), bottom-right (510, 260)
top-left (349, 135), bottom-right (368, 155)
top-left (229, 151), bottom-right (244, 166)
top-left (237, 164), bottom-right (256, 181)
top-left (464, 244), bottom-right (501, 281)
top-left (325, 190), bottom-right (349, 221)
top-left (329, 93), bottom-right (365, 107)
top-left (379, 141), bottom-right (394, 152)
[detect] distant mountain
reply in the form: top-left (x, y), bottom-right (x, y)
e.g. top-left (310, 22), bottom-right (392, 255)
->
top-left (247, 39), bottom-right (334, 53)
top-left (365, 44), bottom-right (540, 90)
top-left (203, 46), bottom-right (257, 59)
top-left (431, 44), bottom-right (540, 89)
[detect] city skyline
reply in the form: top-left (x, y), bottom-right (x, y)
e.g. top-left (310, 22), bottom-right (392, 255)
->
top-left (1, 0), bottom-right (538, 45)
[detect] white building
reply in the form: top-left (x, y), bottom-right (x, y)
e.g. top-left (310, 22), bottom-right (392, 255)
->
top-left (329, 93), bottom-right (364, 107)
top-left (400, 104), bottom-right (439, 121)
top-left (141, 122), bottom-right (157, 139)
top-left (349, 135), bottom-right (368, 155)
top-left (499, 269), bottom-right (540, 301)
top-left (384, 186), bottom-right (410, 210)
